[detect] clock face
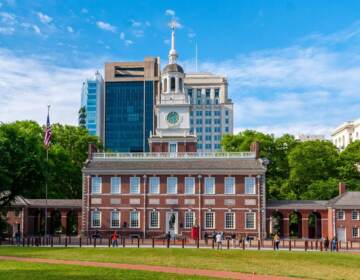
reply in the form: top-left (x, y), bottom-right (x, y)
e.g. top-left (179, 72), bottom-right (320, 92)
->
top-left (166, 111), bottom-right (179, 125)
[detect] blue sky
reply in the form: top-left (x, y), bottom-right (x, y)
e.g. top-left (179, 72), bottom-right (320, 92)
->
top-left (1, 0), bottom-right (360, 136)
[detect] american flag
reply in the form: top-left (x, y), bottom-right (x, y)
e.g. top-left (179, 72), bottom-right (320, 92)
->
top-left (44, 107), bottom-right (52, 148)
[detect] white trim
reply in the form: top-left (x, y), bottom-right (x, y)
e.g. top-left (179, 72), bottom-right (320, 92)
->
top-left (91, 210), bottom-right (101, 228)
top-left (110, 211), bottom-right (121, 228)
top-left (130, 176), bottom-right (140, 194)
top-left (129, 210), bottom-right (140, 228)
top-left (224, 212), bottom-right (235, 229)
top-left (149, 210), bottom-right (160, 229)
top-left (110, 176), bottom-right (121, 194)
top-left (204, 211), bottom-right (215, 229)
top-left (245, 212), bottom-right (256, 230)
top-left (224, 176), bottom-right (235, 194)
top-left (91, 176), bottom-right (102, 194)
top-left (167, 176), bottom-right (178, 194)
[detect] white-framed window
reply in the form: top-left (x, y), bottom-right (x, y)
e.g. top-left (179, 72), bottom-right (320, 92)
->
top-left (185, 177), bottom-right (195, 194)
top-left (149, 177), bottom-right (160, 194)
top-left (352, 210), bottom-right (359, 220)
top-left (149, 211), bottom-right (160, 228)
top-left (204, 212), bottom-right (215, 229)
top-left (91, 177), bottom-right (102, 194)
top-left (184, 211), bottom-right (195, 228)
top-left (336, 210), bottom-right (345, 220)
top-left (130, 177), bottom-right (140, 194)
top-left (111, 177), bottom-right (121, 194)
top-left (352, 227), bottom-right (359, 238)
top-left (110, 211), bottom-right (120, 228)
top-left (130, 211), bottom-right (140, 228)
top-left (91, 211), bottom-right (101, 228)
top-left (225, 212), bottom-right (235, 229)
top-left (245, 177), bottom-right (256, 194)
top-left (245, 212), bottom-right (256, 229)
top-left (167, 177), bottom-right (177, 194)
top-left (204, 177), bottom-right (215, 194)
top-left (224, 177), bottom-right (235, 194)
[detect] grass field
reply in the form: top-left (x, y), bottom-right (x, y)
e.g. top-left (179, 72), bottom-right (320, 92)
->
top-left (0, 247), bottom-right (359, 280)
top-left (0, 260), bottom-right (215, 280)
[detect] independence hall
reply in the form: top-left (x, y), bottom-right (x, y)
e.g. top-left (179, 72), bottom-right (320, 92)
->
top-left (82, 27), bottom-right (267, 239)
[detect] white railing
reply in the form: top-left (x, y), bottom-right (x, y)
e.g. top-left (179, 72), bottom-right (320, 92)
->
top-left (92, 152), bottom-right (256, 160)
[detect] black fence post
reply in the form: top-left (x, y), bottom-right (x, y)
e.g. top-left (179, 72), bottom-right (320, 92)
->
top-left (51, 237), bottom-right (53, 247)
top-left (94, 237), bottom-right (96, 248)
top-left (212, 238), bottom-right (215, 249)
top-left (196, 238), bottom-right (199, 249)
top-left (79, 237), bottom-right (82, 248)
top-left (122, 237), bottom-right (125, 248)
top-left (227, 239), bottom-right (230, 250)
top-left (137, 237), bottom-right (140, 248)
top-left (108, 237), bottom-right (111, 248)
top-left (289, 240), bottom-right (291, 251)
top-left (182, 238), bottom-right (185, 248)
top-left (166, 238), bottom-right (170, 248)
top-left (305, 240), bottom-right (308, 252)
top-left (320, 240), bottom-right (323, 251)
top-left (65, 237), bottom-right (68, 248)
top-left (152, 237), bottom-right (155, 248)
top-left (258, 240), bottom-right (261, 250)
top-left (242, 239), bottom-right (245, 250)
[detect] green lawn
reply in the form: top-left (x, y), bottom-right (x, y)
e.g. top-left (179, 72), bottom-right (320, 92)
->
top-left (0, 247), bottom-right (359, 280)
top-left (0, 260), bottom-right (215, 280)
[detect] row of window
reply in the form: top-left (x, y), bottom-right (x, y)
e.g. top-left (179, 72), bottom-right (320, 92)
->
top-left (197, 144), bottom-right (222, 150)
top-left (91, 176), bottom-right (257, 195)
top-left (191, 110), bottom-right (229, 117)
top-left (336, 210), bottom-right (360, 221)
top-left (190, 118), bottom-right (229, 125)
top-left (188, 88), bottom-right (220, 99)
top-left (196, 135), bottom-right (222, 141)
top-left (192, 127), bottom-right (224, 133)
top-left (90, 210), bottom-right (256, 230)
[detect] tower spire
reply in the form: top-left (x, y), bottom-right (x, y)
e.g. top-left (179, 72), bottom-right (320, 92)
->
top-left (168, 21), bottom-right (178, 64)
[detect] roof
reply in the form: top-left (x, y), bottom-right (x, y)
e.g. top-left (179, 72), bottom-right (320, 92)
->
top-left (84, 157), bottom-right (267, 175)
top-left (162, 63), bottom-right (184, 74)
top-left (4, 196), bottom-right (81, 208)
top-left (267, 200), bottom-right (328, 210)
top-left (328, 192), bottom-right (360, 209)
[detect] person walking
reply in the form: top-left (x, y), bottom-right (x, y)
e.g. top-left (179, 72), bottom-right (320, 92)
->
top-left (231, 233), bottom-right (236, 248)
top-left (331, 236), bottom-right (337, 251)
top-left (324, 236), bottom-right (329, 251)
top-left (274, 233), bottom-right (280, 250)
top-left (15, 230), bottom-right (21, 246)
top-left (216, 232), bottom-right (222, 250)
top-left (111, 231), bottom-right (118, 247)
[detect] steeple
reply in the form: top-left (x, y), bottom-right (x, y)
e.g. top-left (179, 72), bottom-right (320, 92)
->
top-left (168, 22), bottom-right (178, 64)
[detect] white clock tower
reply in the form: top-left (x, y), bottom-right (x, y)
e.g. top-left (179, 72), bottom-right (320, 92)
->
top-left (149, 24), bottom-right (197, 153)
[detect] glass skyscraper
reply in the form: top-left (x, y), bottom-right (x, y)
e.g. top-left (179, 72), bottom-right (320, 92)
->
top-left (80, 71), bottom-right (104, 137)
top-left (104, 58), bottom-right (160, 152)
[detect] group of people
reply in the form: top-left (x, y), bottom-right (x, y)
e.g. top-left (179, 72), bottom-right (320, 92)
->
top-left (273, 233), bottom-right (339, 251)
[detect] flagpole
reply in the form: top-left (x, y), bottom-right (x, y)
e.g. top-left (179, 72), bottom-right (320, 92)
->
top-left (45, 105), bottom-right (50, 238)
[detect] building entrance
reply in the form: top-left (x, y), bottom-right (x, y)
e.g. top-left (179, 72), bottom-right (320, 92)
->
top-left (165, 212), bottom-right (178, 237)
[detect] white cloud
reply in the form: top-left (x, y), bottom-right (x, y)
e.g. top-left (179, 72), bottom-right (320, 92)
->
top-left (145, 21), bottom-right (151, 27)
top-left (0, 11), bottom-right (15, 24)
top-left (81, 8), bottom-right (88, 14)
top-left (168, 19), bottom-right (183, 29)
top-left (37, 12), bottom-right (52, 24)
top-left (0, 26), bottom-right (14, 34)
top-left (131, 19), bottom-right (141, 27)
top-left (124, 40), bottom-right (133, 46)
top-left (133, 29), bottom-right (144, 37)
top-left (120, 31), bottom-right (125, 40)
top-left (164, 39), bottom-right (170, 45)
top-left (188, 32), bottom-right (196, 39)
top-left (165, 9), bottom-right (175, 17)
top-left (32, 24), bottom-right (41, 34)
top-left (96, 21), bottom-right (116, 32)
top-left (67, 26), bottom-right (74, 33)
top-left (0, 48), bottom-right (96, 125)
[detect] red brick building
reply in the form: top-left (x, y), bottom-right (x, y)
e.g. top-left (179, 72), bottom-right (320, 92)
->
top-left (266, 183), bottom-right (360, 242)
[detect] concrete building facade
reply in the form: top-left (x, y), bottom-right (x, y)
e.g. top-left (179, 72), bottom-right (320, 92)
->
top-left (184, 73), bottom-right (233, 152)
top-left (331, 118), bottom-right (360, 150)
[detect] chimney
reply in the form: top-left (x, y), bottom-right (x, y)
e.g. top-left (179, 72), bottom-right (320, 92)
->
top-left (88, 143), bottom-right (97, 160)
top-left (250, 141), bottom-right (260, 159)
top-left (339, 182), bottom-right (346, 195)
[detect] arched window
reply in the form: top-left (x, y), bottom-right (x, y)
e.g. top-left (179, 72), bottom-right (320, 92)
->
top-left (163, 78), bottom-right (167, 92)
top-left (179, 78), bottom-right (183, 91)
top-left (171, 77), bottom-right (176, 91)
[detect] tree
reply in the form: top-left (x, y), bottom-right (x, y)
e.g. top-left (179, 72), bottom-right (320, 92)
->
top-left (300, 178), bottom-right (339, 200)
top-left (0, 121), bottom-right (45, 205)
top-left (287, 140), bottom-right (339, 199)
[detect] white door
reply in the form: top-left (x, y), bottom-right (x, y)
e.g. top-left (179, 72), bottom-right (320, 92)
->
top-left (337, 228), bottom-right (346, 242)
top-left (165, 212), bottom-right (178, 237)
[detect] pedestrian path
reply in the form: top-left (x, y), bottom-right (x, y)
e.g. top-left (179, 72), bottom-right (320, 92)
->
top-left (0, 255), bottom-right (304, 280)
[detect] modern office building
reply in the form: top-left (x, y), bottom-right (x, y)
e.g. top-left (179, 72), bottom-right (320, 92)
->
top-left (331, 118), bottom-right (360, 150)
top-left (184, 73), bottom-right (233, 152)
top-left (79, 71), bottom-right (104, 137)
top-left (104, 58), bottom-right (160, 152)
